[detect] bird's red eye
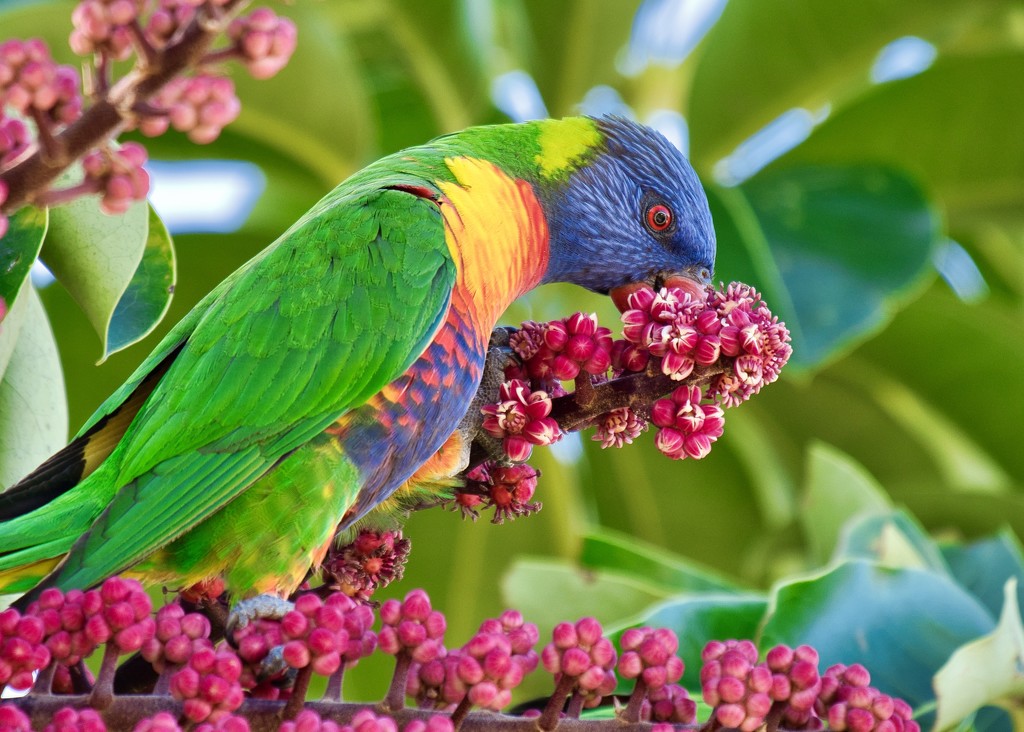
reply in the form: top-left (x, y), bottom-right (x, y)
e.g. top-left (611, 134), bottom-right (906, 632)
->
top-left (646, 204), bottom-right (672, 232)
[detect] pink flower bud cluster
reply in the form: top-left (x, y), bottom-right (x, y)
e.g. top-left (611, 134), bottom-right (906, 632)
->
top-left (591, 406), bottom-right (647, 449)
top-left (0, 703), bottom-right (31, 731)
top-left (818, 664), bottom-right (919, 732)
top-left (0, 116), bottom-right (29, 167)
top-left (141, 74), bottom-right (241, 144)
top-left (481, 379), bottom-right (560, 461)
top-left (267, 594), bottom-right (365, 676)
top-left (617, 626), bottom-right (684, 692)
top-left (706, 283), bottom-right (793, 406)
top-left (194, 714), bottom-right (249, 732)
top-left (227, 8), bottom-right (298, 80)
top-left (452, 610), bottom-right (539, 711)
top-left (458, 462), bottom-right (540, 523)
top-left (87, 577), bottom-right (156, 655)
top-left (642, 684), bottom-right (698, 724)
top-left (510, 313), bottom-right (612, 383)
top-left (0, 608), bottom-right (49, 690)
top-left (41, 706), bottom-right (106, 732)
top-left (0, 39), bottom-right (82, 125)
top-left (69, 0), bottom-right (141, 60)
top-left (541, 617), bottom-right (617, 708)
top-left (700, 639), bottom-right (773, 732)
top-left (169, 645), bottom-right (244, 723)
top-left (26, 588), bottom-right (93, 669)
top-left (650, 384), bottom-right (725, 460)
top-left (140, 603), bottom-right (212, 673)
top-left (322, 529), bottom-right (410, 601)
top-left (280, 708), bottom-right (447, 732)
top-left (765, 643), bottom-right (823, 728)
top-left (621, 286), bottom-right (719, 381)
top-left (132, 711), bottom-right (183, 732)
top-left (81, 142), bottom-right (150, 214)
top-left (379, 589), bottom-right (446, 664)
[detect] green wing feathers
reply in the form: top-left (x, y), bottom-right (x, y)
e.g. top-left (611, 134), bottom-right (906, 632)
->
top-left (0, 183), bottom-right (456, 598)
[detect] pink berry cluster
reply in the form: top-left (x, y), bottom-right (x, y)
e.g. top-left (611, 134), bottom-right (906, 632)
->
top-left (450, 611), bottom-right (539, 711)
top-left (818, 663), bottom-right (919, 732)
top-left (227, 8), bottom-right (298, 80)
top-left (378, 590), bottom-right (446, 664)
top-left (280, 708), bottom-right (452, 732)
top-left (541, 617), bottom-right (617, 708)
top-left (455, 462), bottom-right (540, 523)
top-left (700, 639), bottom-right (773, 732)
top-left (0, 39), bottom-right (81, 125)
top-left (132, 711), bottom-right (183, 732)
top-left (169, 644), bottom-right (244, 723)
top-left (642, 684), bottom-right (698, 724)
top-left (0, 117), bottom-right (29, 167)
top-left (0, 703), bottom-right (31, 732)
top-left (0, 607), bottom-right (50, 691)
top-left (480, 379), bottom-right (560, 461)
top-left (69, 0), bottom-right (140, 60)
top-left (140, 603), bottom-right (212, 674)
top-left (26, 588), bottom-right (98, 672)
top-left (41, 706), bottom-right (106, 732)
top-left (321, 529), bottom-right (411, 601)
top-left (511, 313), bottom-right (613, 383)
top-left (590, 406), bottom-right (647, 449)
top-left (81, 142), bottom-right (150, 214)
top-left (140, 74), bottom-right (241, 144)
top-left (618, 626), bottom-right (685, 692)
top-left (83, 577), bottom-right (156, 656)
top-left (650, 384), bottom-right (724, 460)
top-left (278, 594), bottom-right (367, 676)
top-left (765, 643), bottom-right (823, 728)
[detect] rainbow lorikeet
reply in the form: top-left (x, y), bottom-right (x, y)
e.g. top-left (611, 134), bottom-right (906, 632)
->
top-left (0, 116), bottom-right (715, 606)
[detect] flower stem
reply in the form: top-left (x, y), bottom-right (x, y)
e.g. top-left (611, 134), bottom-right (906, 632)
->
top-left (383, 652), bottom-right (412, 712)
top-left (88, 644), bottom-right (121, 710)
top-left (537, 674), bottom-right (576, 731)
top-left (450, 696), bottom-right (474, 731)
top-left (619, 678), bottom-right (647, 724)
top-left (282, 666), bottom-right (314, 720)
top-left (324, 665), bottom-right (345, 702)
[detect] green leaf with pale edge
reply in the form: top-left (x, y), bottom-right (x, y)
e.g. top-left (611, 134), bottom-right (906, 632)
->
top-left (686, 0), bottom-right (996, 168)
top-left (0, 286), bottom-right (67, 488)
top-left (801, 441), bottom-right (891, 564)
top-left (942, 529), bottom-right (1024, 619)
top-left (761, 560), bottom-right (994, 707)
top-left (0, 206), bottom-right (47, 381)
top-left (934, 579), bottom-right (1024, 731)
top-left (502, 559), bottom-right (669, 639)
top-left (580, 529), bottom-right (743, 595)
top-left (41, 195), bottom-right (152, 361)
top-left (713, 165), bottom-right (940, 370)
top-left (835, 509), bottom-right (952, 576)
top-left (106, 206), bottom-right (176, 355)
top-left (610, 595), bottom-right (767, 693)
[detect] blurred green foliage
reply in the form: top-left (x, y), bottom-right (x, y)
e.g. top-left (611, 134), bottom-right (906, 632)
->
top-left (3, 0), bottom-right (1024, 725)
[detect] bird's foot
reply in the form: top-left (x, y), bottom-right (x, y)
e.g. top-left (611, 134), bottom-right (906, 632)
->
top-left (462, 328), bottom-right (523, 469)
top-left (257, 645), bottom-right (299, 684)
top-left (225, 593), bottom-right (294, 644)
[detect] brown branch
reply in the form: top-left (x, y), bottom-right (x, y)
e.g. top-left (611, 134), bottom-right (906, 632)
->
top-left (0, 0), bottom-right (249, 213)
top-left (549, 364), bottom-right (726, 434)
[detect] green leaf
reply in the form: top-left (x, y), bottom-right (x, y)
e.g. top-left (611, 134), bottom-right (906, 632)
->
top-left (0, 206), bottom-right (48, 380)
top-left (717, 164), bottom-right (940, 369)
top-left (0, 286), bottom-right (67, 488)
top-left (775, 53), bottom-right (1024, 231)
top-left (942, 529), bottom-right (1024, 619)
top-left (106, 206), bottom-right (176, 355)
top-left (761, 560), bottom-right (994, 706)
top-left (934, 579), bottom-right (1024, 731)
top-left (802, 441), bottom-right (892, 564)
top-left (835, 509), bottom-right (952, 576)
top-left (41, 195), bottom-right (151, 361)
top-left (611, 595), bottom-right (768, 692)
top-left (580, 529), bottom-right (744, 595)
top-left (502, 558), bottom-right (670, 638)
top-left (686, 0), bottom-right (996, 168)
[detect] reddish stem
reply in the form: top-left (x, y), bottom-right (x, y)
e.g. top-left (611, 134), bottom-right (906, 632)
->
top-left (324, 665), bottom-right (345, 702)
top-left (537, 674), bottom-right (576, 731)
top-left (564, 692), bottom-right (585, 719)
top-left (382, 652), bottom-right (412, 712)
top-left (88, 644), bottom-right (121, 710)
top-left (282, 665), bottom-right (313, 720)
top-left (450, 696), bottom-right (474, 731)
top-left (620, 678), bottom-right (647, 724)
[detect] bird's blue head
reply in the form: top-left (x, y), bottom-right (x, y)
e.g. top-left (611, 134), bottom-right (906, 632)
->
top-left (541, 116), bottom-right (716, 306)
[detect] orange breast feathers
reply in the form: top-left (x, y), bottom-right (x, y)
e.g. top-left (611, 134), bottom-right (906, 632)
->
top-left (436, 157), bottom-right (550, 336)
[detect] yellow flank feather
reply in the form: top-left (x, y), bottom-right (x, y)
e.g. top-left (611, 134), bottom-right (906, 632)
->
top-left (0, 556), bottom-right (61, 600)
top-left (437, 156), bottom-right (550, 334)
top-left (534, 117), bottom-right (601, 179)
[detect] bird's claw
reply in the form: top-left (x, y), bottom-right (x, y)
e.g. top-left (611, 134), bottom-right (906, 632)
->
top-left (257, 645), bottom-right (298, 683)
top-left (225, 593), bottom-right (294, 644)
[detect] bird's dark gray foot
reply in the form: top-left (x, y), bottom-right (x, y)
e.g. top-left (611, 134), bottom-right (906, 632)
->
top-left (225, 593), bottom-right (294, 643)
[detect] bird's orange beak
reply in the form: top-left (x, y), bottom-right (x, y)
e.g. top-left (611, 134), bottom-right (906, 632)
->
top-left (609, 273), bottom-right (708, 313)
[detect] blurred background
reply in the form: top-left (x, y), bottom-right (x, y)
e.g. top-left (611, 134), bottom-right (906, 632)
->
top-left (5, 0), bottom-right (1024, 711)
